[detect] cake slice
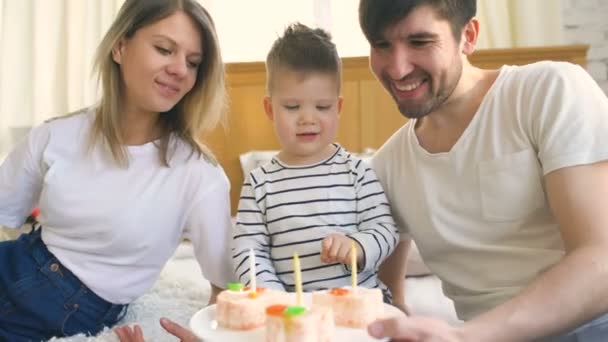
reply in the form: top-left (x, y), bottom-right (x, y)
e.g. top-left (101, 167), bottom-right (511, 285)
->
top-left (216, 283), bottom-right (291, 330)
top-left (265, 304), bottom-right (334, 342)
top-left (312, 287), bottom-right (383, 328)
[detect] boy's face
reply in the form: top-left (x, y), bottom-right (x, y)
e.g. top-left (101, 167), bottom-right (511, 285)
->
top-left (369, 4), bottom-right (468, 119)
top-left (264, 70), bottom-right (342, 165)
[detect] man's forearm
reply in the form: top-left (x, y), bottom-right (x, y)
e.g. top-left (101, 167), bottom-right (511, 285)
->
top-left (462, 246), bottom-right (608, 341)
top-left (379, 240), bottom-right (411, 308)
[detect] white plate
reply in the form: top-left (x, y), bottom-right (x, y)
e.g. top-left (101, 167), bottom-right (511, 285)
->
top-left (189, 293), bottom-right (404, 342)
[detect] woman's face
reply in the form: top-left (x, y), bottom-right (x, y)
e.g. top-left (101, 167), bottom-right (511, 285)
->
top-left (112, 10), bottom-right (203, 117)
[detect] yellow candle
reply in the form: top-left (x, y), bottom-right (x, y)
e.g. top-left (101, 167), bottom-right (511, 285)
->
top-left (351, 240), bottom-right (357, 290)
top-left (293, 252), bottom-right (302, 306)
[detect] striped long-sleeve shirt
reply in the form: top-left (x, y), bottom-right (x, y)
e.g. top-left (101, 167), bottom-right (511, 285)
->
top-left (232, 145), bottom-right (398, 296)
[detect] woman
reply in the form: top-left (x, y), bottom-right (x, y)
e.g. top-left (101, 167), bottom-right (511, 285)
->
top-left (0, 0), bottom-right (233, 340)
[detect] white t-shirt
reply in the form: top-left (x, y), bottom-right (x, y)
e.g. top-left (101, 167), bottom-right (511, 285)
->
top-left (0, 109), bottom-right (234, 304)
top-left (372, 61), bottom-right (608, 320)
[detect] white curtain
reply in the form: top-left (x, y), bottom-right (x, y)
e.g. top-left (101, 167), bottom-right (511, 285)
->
top-left (476, 0), bottom-right (563, 49)
top-left (203, 0), bottom-right (317, 63)
top-left (0, 0), bottom-right (124, 157)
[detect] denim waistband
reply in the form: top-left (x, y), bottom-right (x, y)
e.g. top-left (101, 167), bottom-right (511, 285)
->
top-left (22, 226), bottom-right (127, 315)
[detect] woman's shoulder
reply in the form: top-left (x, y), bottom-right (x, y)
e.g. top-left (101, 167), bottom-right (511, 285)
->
top-left (43, 107), bottom-right (93, 129)
top-left (26, 108), bottom-right (93, 147)
top-left (172, 140), bottom-right (228, 180)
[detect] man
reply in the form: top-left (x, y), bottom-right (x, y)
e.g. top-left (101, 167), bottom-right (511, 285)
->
top-left (365, 0), bottom-right (608, 341)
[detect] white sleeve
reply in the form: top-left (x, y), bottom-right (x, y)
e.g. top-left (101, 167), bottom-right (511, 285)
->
top-left (232, 172), bottom-right (285, 290)
top-left (183, 170), bottom-right (235, 288)
top-left (370, 139), bottom-right (412, 241)
top-left (348, 160), bottom-right (399, 273)
top-left (525, 63), bottom-right (608, 174)
top-left (0, 124), bottom-right (50, 228)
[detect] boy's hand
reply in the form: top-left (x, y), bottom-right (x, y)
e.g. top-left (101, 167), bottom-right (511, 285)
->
top-left (320, 234), bottom-right (363, 265)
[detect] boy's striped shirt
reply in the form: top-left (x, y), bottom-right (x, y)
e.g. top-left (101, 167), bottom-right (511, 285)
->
top-left (232, 145), bottom-right (399, 295)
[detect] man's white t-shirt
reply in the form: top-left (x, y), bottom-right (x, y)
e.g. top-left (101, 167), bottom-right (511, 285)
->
top-left (0, 109), bottom-right (234, 304)
top-left (372, 61), bottom-right (608, 320)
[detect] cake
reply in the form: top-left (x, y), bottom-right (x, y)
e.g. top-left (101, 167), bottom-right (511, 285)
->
top-left (215, 283), bottom-right (291, 330)
top-left (265, 304), bottom-right (335, 342)
top-left (311, 287), bottom-right (384, 328)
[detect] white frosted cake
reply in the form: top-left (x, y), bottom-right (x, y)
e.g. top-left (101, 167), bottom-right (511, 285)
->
top-left (312, 287), bottom-right (383, 328)
top-left (265, 304), bottom-right (334, 342)
top-left (216, 284), bottom-right (290, 330)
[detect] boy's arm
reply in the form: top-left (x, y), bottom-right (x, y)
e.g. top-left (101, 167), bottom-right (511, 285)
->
top-left (232, 176), bottom-right (285, 290)
top-left (348, 162), bottom-right (400, 273)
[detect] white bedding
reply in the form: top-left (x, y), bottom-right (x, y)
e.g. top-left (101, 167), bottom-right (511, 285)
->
top-left (52, 242), bottom-right (458, 342)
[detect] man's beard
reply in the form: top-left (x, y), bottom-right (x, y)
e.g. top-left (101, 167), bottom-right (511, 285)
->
top-left (394, 59), bottom-right (463, 120)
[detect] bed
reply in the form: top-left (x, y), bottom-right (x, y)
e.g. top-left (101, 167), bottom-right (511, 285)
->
top-left (35, 44), bottom-right (591, 341)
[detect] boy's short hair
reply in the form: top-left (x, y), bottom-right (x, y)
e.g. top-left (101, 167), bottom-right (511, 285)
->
top-left (359, 0), bottom-right (476, 43)
top-left (265, 22), bottom-right (341, 94)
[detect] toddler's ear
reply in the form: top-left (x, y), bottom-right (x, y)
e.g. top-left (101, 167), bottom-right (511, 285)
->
top-left (263, 96), bottom-right (274, 121)
top-left (337, 97), bottom-right (344, 114)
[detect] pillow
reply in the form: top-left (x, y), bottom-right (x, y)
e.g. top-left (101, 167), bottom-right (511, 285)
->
top-left (238, 149), bottom-right (432, 277)
top-left (239, 150), bottom-right (280, 179)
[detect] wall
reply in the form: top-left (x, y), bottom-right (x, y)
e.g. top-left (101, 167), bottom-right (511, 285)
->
top-left (562, 0), bottom-right (608, 93)
top-left (217, 46), bottom-right (588, 214)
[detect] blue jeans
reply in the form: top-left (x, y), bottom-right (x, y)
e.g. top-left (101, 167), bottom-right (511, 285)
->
top-left (0, 228), bottom-right (127, 341)
top-left (546, 312), bottom-right (608, 342)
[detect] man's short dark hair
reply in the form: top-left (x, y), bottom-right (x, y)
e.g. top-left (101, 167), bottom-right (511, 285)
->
top-left (359, 0), bottom-right (476, 43)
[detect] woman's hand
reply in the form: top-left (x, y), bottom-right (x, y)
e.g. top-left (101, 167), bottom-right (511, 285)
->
top-left (114, 318), bottom-right (199, 342)
top-left (114, 325), bottom-right (145, 342)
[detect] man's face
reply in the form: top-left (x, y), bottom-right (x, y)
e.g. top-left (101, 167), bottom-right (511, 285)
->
top-left (369, 5), bottom-right (464, 119)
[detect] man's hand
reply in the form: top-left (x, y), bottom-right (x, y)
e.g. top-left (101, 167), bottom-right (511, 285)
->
top-left (114, 318), bottom-right (199, 342)
top-left (320, 233), bottom-right (363, 265)
top-left (367, 316), bottom-right (463, 342)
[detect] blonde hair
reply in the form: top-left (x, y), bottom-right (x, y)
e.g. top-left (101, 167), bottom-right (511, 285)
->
top-left (92, 0), bottom-right (227, 166)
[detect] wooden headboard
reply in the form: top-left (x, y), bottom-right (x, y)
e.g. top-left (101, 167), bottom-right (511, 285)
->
top-left (203, 45), bottom-right (589, 214)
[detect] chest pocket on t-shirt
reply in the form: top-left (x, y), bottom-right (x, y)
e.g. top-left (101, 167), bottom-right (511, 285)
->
top-left (478, 149), bottom-right (545, 221)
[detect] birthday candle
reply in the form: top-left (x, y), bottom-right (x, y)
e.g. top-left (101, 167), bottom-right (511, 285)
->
top-left (351, 240), bottom-right (357, 290)
top-left (249, 248), bottom-right (256, 293)
top-left (293, 252), bottom-right (302, 306)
